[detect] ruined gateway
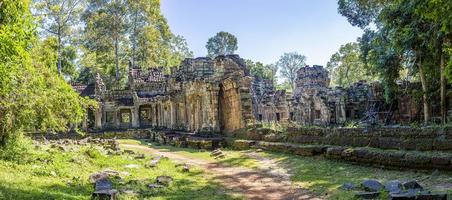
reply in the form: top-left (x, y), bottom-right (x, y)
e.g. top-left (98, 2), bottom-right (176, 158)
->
top-left (73, 55), bottom-right (452, 133)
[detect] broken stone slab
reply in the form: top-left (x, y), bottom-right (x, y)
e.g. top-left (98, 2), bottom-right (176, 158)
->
top-left (211, 151), bottom-right (223, 157)
top-left (123, 150), bottom-right (135, 154)
top-left (124, 164), bottom-right (140, 169)
top-left (95, 178), bottom-right (113, 191)
top-left (362, 179), bottom-right (383, 192)
top-left (384, 180), bottom-right (403, 194)
top-left (147, 160), bottom-right (159, 168)
top-left (416, 193), bottom-right (448, 200)
top-left (92, 189), bottom-right (117, 200)
top-left (182, 164), bottom-right (189, 173)
top-left (134, 154), bottom-right (145, 159)
top-left (89, 170), bottom-right (120, 183)
top-left (156, 176), bottom-right (173, 186)
top-left (340, 182), bottom-right (356, 190)
top-left (148, 184), bottom-right (165, 189)
top-left (355, 191), bottom-right (380, 199)
top-left (403, 180), bottom-right (423, 191)
top-left (390, 192), bottom-right (416, 200)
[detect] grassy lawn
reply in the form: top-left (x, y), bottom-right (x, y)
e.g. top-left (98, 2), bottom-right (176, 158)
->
top-left (118, 139), bottom-right (260, 169)
top-left (0, 142), bottom-right (243, 200)
top-left (259, 151), bottom-right (452, 199)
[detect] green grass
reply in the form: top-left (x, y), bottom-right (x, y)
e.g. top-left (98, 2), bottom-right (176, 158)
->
top-left (259, 151), bottom-right (452, 199)
top-left (118, 139), bottom-right (260, 169)
top-left (0, 143), bottom-right (243, 200)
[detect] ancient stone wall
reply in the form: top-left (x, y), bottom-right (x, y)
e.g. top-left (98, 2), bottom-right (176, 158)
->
top-left (231, 127), bottom-right (452, 151)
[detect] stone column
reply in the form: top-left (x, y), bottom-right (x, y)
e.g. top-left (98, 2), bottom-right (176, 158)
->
top-left (95, 108), bottom-right (102, 129)
top-left (115, 110), bottom-right (120, 128)
top-left (131, 106), bottom-right (139, 128)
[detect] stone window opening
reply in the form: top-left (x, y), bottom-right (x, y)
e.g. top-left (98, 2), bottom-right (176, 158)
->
top-left (315, 110), bottom-right (321, 119)
top-left (276, 113), bottom-right (281, 121)
top-left (290, 112), bottom-right (295, 121)
top-left (120, 109), bottom-right (132, 128)
top-left (258, 114), bottom-right (263, 121)
top-left (105, 111), bottom-right (115, 127)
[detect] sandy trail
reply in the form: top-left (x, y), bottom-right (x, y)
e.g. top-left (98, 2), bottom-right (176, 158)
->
top-left (122, 144), bottom-right (323, 200)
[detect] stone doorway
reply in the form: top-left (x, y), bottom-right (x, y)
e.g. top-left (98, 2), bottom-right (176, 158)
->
top-left (218, 82), bottom-right (241, 132)
top-left (139, 105), bottom-right (152, 127)
top-left (119, 109), bottom-right (132, 128)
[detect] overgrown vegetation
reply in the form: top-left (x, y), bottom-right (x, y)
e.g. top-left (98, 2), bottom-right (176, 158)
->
top-left (337, 0), bottom-right (452, 125)
top-left (0, 0), bottom-right (94, 153)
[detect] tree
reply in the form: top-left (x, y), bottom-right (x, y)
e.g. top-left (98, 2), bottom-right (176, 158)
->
top-left (0, 0), bottom-right (90, 151)
top-left (416, 0), bottom-right (452, 124)
top-left (246, 59), bottom-right (278, 84)
top-left (206, 31), bottom-right (238, 58)
top-left (167, 35), bottom-right (194, 66)
top-left (339, 0), bottom-right (451, 124)
top-left (337, 0), bottom-right (389, 29)
top-left (82, 0), bottom-right (128, 82)
top-left (327, 42), bottom-right (374, 87)
top-left (276, 52), bottom-right (307, 90)
top-left (32, 37), bottom-right (77, 80)
top-left (33, 0), bottom-right (83, 75)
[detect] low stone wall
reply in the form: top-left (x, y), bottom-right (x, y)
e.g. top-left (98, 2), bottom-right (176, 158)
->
top-left (230, 127), bottom-right (452, 151)
top-left (228, 140), bottom-right (452, 170)
top-left (31, 129), bottom-right (152, 140)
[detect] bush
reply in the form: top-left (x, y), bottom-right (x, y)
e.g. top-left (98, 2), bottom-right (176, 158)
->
top-left (0, 134), bottom-right (32, 162)
top-left (84, 146), bottom-right (102, 159)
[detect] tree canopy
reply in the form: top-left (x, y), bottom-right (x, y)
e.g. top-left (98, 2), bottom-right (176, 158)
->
top-left (338, 0), bottom-right (452, 124)
top-left (276, 52), bottom-right (307, 90)
top-left (206, 31), bottom-right (238, 58)
top-left (327, 42), bottom-right (376, 87)
top-left (0, 0), bottom-right (92, 148)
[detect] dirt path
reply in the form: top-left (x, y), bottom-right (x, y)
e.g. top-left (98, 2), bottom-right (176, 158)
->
top-left (122, 144), bottom-right (323, 200)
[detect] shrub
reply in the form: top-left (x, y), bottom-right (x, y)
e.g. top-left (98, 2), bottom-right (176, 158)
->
top-left (0, 134), bottom-right (32, 162)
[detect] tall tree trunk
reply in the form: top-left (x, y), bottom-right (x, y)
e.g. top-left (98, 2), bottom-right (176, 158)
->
top-left (418, 54), bottom-right (431, 124)
top-left (115, 36), bottom-right (119, 81)
top-left (440, 50), bottom-right (446, 124)
top-left (57, 30), bottom-right (62, 75)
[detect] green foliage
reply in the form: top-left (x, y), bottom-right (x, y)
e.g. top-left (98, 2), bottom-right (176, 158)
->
top-left (206, 31), bottom-right (238, 58)
top-left (31, 37), bottom-right (77, 79)
top-left (245, 59), bottom-right (277, 81)
top-left (275, 81), bottom-right (293, 92)
top-left (83, 146), bottom-right (102, 159)
top-left (80, 0), bottom-right (191, 85)
top-left (327, 42), bottom-right (376, 87)
top-left (276, 52), bottom-right (307, 90)
top-left (0, 0), bottom-right (92, 151)
top-left (0, 134), bottom-right (32, 162)
top-left (33, 0), bottom-right (83, 75)
top-left (337, 0), bottom-right (388, 29)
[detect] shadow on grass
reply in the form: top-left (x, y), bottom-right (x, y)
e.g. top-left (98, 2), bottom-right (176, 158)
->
top-left (0, 182), bottom-right (91, 200)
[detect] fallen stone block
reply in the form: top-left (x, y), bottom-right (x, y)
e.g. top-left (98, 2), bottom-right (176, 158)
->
top-left (362, 179), bottom-right (383, 192)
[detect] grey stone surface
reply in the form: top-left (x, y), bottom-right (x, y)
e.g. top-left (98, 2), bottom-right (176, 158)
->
top-left (362, 179), bottom-right (383, 192)
top-left (384, 180), bottom-right (403, 194)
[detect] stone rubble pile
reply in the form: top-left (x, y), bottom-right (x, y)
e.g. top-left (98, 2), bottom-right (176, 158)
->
top-left (341, 179), bottom-right (448, 200)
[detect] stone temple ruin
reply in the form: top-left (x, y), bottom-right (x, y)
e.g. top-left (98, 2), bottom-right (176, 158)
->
top-left (73, 55), bottom-right (452, 133)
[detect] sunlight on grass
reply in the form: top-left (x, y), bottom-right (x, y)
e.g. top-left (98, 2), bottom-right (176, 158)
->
top-left (0, 143), bottom-right (243, 200)
top-left (118, 140), bottom-right (260, 169)
top-left (258, 151), bottom-right (452, 199)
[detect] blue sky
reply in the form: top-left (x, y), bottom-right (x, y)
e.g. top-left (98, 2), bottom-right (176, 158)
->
top-left (161, 0), bottom-right (363, 67)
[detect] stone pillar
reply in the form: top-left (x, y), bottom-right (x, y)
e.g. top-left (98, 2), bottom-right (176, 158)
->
top-left (95, 108), bottom-right (102, 129)
top-left (131, 106), bottom-right (139, 128)
top-left (115, 110), bottom-right (120, 128)
top-left (170, 101), bottom-right (176, 129)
